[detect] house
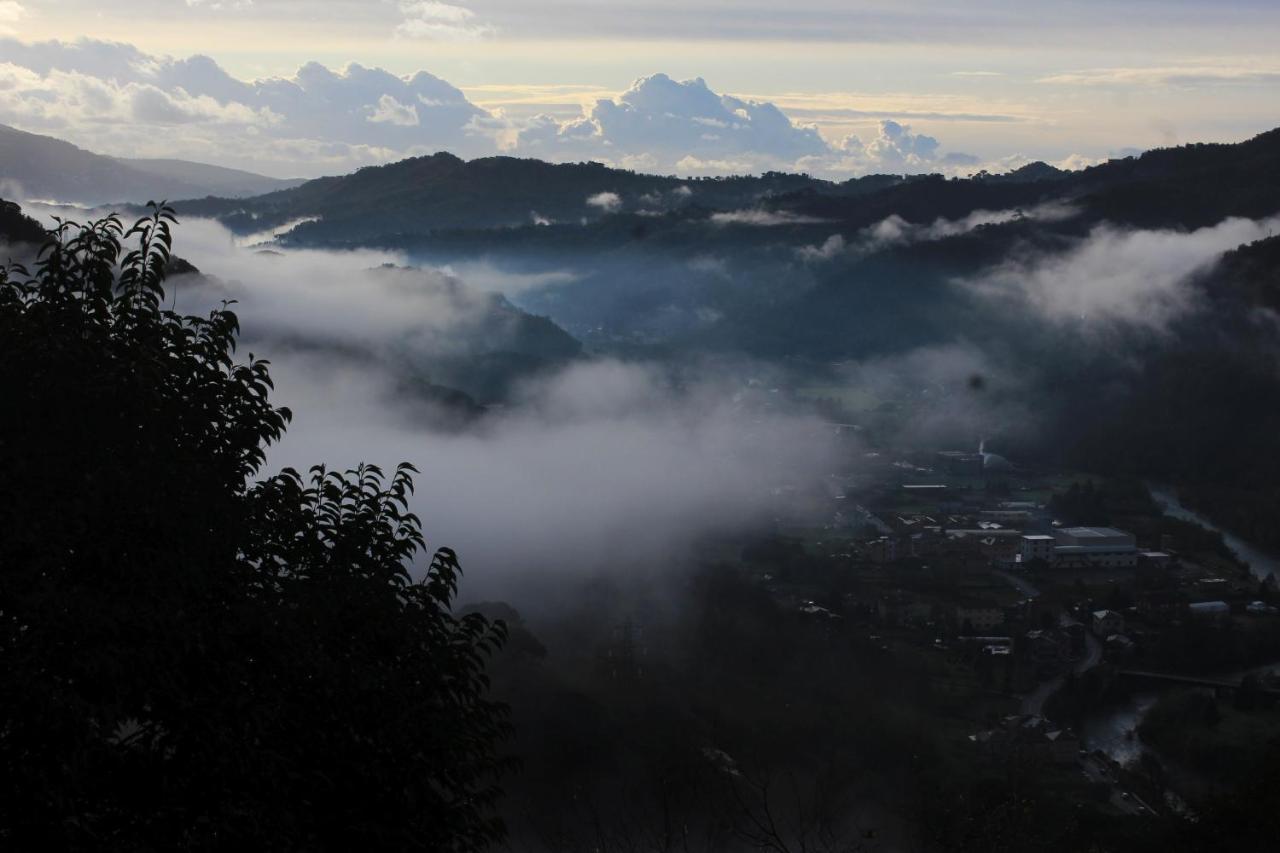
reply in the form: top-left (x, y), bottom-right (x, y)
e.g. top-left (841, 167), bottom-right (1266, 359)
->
top-left (1091, 609), bottom-right (1124, 637)
top-left (970, 716), bottom-right (1080, 766)
top-left (1024, 629), bottom-right (1070, 669)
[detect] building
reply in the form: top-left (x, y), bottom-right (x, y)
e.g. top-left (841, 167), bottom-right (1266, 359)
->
top-left (1020, 534), bottom-right (1056, 565)
top-left (955, 605), bottom-right (1005, 632)
top-left (866, 537), bottom-right (898, 564)
top-left (1024, 629), bottom-right (1070, 669)
top-left (1051, 527), bottom-right (1138, 569)
top-left (936, 450), bottom-right (982, 475)
top-left (970, 716), bottom-right (1079, 766)
top-left (980, 509), bottom-right (1034, 525)
top-left (1091, 609), bottom-right (1125, 637)
top-left (949, 528), bottom-right (1023, 560)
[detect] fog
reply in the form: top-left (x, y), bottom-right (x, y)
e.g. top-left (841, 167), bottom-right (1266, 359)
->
top-left (120, 213), bottom-right (840, 601)
top-left (964, 215), bottom-right (1280, 329)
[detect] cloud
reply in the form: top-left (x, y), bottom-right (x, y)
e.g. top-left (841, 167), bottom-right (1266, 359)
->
top-left (710, 209), bottom-right (827, 227)
top-left (1038, 65), bottom-right (1280, 87)
top-left (795, 202), bottom-right (1078, 262)
top-left (796, 234), bottom-right (847, 262)
top-left (0, 38), bottom-right (492, 176)
top-left (796, 118), bottom-right (981, 176)
top-left (962, 216), bottom-right (1280, 329)
top-left (585, 191), bottom-right (622, 213)
top-left (0, 1), bottom-right (23, 34)
top-left (0, 40), bottom-right (981, 180)
top-left (396, 1), bottom-right (495, 41)
top-left (514, 73), bottom-right (830, 173)
top-left (8, 208), bottom-right (834, 598)
top-left (832, 341), bottom-right (1036, 449)
top-left (0, 62), bottom-right (279, 129)
top-left (367, 93), bottom-right (419, 126)
top-left (184, 0), bottom-right (254, 9)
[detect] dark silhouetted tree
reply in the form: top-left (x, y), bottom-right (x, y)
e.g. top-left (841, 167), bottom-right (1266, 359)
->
top-left (0, 207), bottom-right (509, 851)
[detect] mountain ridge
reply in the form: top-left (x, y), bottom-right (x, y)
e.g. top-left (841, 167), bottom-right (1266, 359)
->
top-left (0, 123), bottom-right (303, 205)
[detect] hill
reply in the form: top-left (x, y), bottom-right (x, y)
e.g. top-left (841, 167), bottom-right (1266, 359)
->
top-left (0, 123), bottom-right (301, 204)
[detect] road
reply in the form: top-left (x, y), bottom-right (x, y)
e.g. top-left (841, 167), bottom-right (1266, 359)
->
top-left (995, 568), bottom-right (1103, 715)
top-left (993, 568), bottom-right (1041, 599)
top-left (1078, 753), bottom-right (1155, 816)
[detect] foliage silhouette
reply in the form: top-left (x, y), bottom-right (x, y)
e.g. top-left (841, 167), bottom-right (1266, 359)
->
top-left (0, 205), bottom-right (510, 850)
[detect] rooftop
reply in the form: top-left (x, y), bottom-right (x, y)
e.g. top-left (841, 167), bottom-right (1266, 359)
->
top-left (1060, 526), bottom-right (1130, 539)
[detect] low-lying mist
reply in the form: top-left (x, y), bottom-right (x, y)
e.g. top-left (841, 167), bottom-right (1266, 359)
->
top-left (66, 211), bottom-right (842, 604)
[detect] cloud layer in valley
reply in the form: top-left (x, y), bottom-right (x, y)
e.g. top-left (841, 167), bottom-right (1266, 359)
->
top-left (962, 216), bottom-right (1280, 330)
top-left (15, 206), bottom-right (840, 600)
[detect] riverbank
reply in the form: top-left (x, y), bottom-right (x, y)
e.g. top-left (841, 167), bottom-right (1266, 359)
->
top-left (1150, 485), bottom-right (1280, 581)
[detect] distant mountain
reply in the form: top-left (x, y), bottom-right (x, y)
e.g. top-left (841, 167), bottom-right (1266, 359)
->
top-left (172, 153), bottom-right (939, 242)
top-left (170, 129), bottom-right (1280, 250)
top-left (113, 157), bottom-right (305, 200)
top-left (0, 124), bottom-right (303, 205)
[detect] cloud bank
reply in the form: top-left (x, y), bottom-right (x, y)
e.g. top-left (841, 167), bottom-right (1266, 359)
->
top-left (0, 39), bottom-right (981, 180)
top-left (12, 206), bottom-right (837, 599)
top-left (962, 216), bottom-right (1280, 329)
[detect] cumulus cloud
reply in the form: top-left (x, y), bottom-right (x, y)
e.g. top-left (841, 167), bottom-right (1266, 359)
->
top-left (0, 40), bottom-right (981, 180)
top-left (962, 216), bottom-right (1280, 329)
top-left (0, 38), bottom-right (491, 177)
top-left (514, 73), bottom-right (831, 174)
top-left (797, 119), bottom-right (980, 175)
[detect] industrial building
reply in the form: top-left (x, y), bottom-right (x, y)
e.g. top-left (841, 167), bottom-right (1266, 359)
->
top-left (1019, 527), bottom-right (1138, 569)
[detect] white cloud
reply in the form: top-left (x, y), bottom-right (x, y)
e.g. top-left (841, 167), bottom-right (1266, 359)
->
top-left (585, 191), bottom-right (621, 212)
top-left (709, 209), bottom-right (827, 227)
top-left (796, 202), bottom-right (1078, 262)
top-left (796, 234), bottom-right (847, 262)
top-left (0, 39), bottom-right (491, 176)
top-left (185, 0), bottom-right (254, 9)
top-left (514, 73), bottom-right (831, 174)
top-left (0, 39), bottom-right (982, 180)
top-left (0, 1), bottom-right (24, 34)
top-left (14, 210), bottom-right (832, 593)
top-left (367, 93), bottom-right (419, 126)
top-left (1038, 65), bottom-right (1280, 87)
top-left (396, 1), bottom-right (494, 41)
top-left (963, 216), bottom-right (1280, 329)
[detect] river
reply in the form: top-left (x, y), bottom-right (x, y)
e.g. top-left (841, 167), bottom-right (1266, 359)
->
top-left (1148, 485), bottom-right (1279, 581)
top-left (1080, 487), bottom-right (1280, 766)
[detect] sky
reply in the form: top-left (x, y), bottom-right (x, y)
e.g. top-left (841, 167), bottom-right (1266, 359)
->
top-left (2, 0), bottom-right (1278, 178)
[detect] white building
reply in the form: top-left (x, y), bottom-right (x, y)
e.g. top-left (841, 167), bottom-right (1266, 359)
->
top-left (1050, 527), bottom-right (1138, 569)
top-left (1020, 535), bottom-right (1056, 565)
